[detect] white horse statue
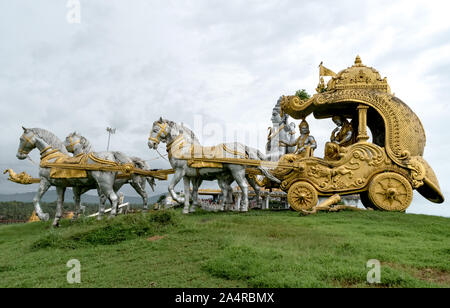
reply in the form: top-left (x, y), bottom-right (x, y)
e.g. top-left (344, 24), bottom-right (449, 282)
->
top-left (147, 118), bottom-right (278, 214)
top-left (64, 132), bottom-right (156, 210)
top-left (16, 127), bottom-right (122, 226)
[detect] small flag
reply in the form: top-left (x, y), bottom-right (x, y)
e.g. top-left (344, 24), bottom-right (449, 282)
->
top-left (319, 62), bottom-right (336, 77)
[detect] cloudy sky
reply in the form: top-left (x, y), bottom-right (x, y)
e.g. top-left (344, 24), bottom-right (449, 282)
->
top-left (1, 0), bottom-right (449, 216)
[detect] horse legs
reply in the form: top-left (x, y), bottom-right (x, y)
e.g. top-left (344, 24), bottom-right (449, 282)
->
top-left (223, 176), bottom-right (238, 211)
top-left (217, 179), bottom-right (227, 211)
top-left (95, 172), bottom-right (118, 218)
top-left (33, 179), bottom-right (51, 221)
top-left (218, 177), bottom-right (235, 211)
top-left (72, 186), bottom-right (82, 221)
top-left (130, 177), bottom-right (148, 210)
top-left (97, 188), bottom-right (107, 220)
top-left (107, 189), bottom-right (119, 218)
top-left (112, 181), bottom-right (126, 214)
top-left (246, 175), bottom-right (262, 208)
top-left (53, 186), bottom-right (66, 227)
top-left (227, 186), bottom-right (234, 208)
top-left (190, 177), bottom-right (202, 213)
top-left (77, 186), bottom-right (92, 216)
top-left (169, 168), bottom-right (185, 204)
top-left (227, 185), bottom-right (236, 211)
top-left (182, 176), bottom-right (191, 214)
top-left (229, 167), bottom-right (248, 212)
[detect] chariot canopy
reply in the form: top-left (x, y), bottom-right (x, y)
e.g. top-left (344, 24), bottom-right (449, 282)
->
top-left (281, 56), bottom-right (444, 203)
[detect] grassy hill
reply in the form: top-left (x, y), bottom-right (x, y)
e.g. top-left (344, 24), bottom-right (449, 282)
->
top-left (0, 209), bottom-right (449, 288)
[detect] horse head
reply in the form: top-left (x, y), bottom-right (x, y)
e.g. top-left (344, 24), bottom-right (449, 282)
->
top-left (16, 126), bottom-right (37, 160)
top-left (148, 117), bottom-right (171, 149)
top-left (65, 132), bottom-right (82, 154)
top-left (17, 127), bottom-right (68, 160)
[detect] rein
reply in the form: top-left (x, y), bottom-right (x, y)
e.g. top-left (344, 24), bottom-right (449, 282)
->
top-left (156, 149), bottom-right (169, 161)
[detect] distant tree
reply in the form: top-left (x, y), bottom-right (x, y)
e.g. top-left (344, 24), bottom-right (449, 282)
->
top-left (295, 89), bottom-right (311, 100)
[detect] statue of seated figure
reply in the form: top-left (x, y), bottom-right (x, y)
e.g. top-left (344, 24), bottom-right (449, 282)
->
top-left (279, 119), bottom-right (317, 160)
top-left (325, 115), bottom-right (354, 160)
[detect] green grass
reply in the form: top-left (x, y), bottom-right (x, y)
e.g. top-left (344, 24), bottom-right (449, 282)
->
top-left (0, 209), bottom-right (449, 288)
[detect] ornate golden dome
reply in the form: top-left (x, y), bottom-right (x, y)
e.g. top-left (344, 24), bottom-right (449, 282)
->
top-left (326, 56), bottom-right (391, 93)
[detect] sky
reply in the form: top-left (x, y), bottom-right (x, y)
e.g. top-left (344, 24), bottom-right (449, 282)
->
top-left (0, 0), bottom-right (449, 217)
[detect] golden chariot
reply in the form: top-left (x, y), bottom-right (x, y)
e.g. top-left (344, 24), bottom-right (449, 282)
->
top-left (262, 56), bottom-right (445, 212)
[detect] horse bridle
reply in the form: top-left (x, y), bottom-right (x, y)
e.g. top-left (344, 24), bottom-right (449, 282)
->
top-left (66, 136), bottom-right (81, 153)
top-left (149, 122), bottom-right (168, 144)
top-left (18, 133), bottom-right (36, 155)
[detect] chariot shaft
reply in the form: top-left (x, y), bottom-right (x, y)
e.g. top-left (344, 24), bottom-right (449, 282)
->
top-left (184, 157), bottom-right (301, 171)
top-left (39, 161), bottom-right (173, 180)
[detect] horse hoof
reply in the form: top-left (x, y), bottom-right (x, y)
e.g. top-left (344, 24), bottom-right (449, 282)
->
top-left (52, 221), bottom-right (60, 228)
top-left (240, 208), bottom-right (248, 213)
top-left (39, 213), bottom-right (50, 221)
top-left (182, 209), bottom-right (189, 214)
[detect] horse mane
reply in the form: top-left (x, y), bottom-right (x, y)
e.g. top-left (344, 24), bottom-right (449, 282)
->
top-left (30, 128), bottom-right (69, 154)
top-left (130, 156), bottom-right (149, 170)
top-left (157, 119), bottom-right (200, 145)
top-left (79, 135), bottom-right (94, 153)
top-left (177, 123), bottom-right (200, 144)
top-left (67, 132), bottom-right (94, 153)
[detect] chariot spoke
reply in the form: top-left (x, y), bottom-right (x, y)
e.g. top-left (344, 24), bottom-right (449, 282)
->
top-left (369, 173), bottom-right (413, 211)
top-left (378, 181), bottom-right (389, 190)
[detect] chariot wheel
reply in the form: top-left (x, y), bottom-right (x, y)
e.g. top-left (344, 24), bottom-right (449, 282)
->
top-left (287, 182), bottom-right (318, 212)
top-left (367, 172), bottom-right (413, 212)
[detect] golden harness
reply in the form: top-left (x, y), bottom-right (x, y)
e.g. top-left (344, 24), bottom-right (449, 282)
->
top-left (40, 149), bottom-right (118, 179)
top-left (166, 135), bottom-right (250, 169)
top-left (149, 122), bottom-right (168, 144)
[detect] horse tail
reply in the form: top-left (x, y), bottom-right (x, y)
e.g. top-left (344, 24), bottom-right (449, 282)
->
top-left (257, 166), bottom-right (280, 184)
top-left (130, 156), bottom-right (145, 169)
top-left (256, 149), bottom-right (268, 161)
top-left (243, 145), bottom-right (269, 162)
top-left (130, 156), bottom-right (156, 191)
top-left (243, 146), bottom-right (280, 184)
top-left (112, 151), bottom-right (132, 164)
